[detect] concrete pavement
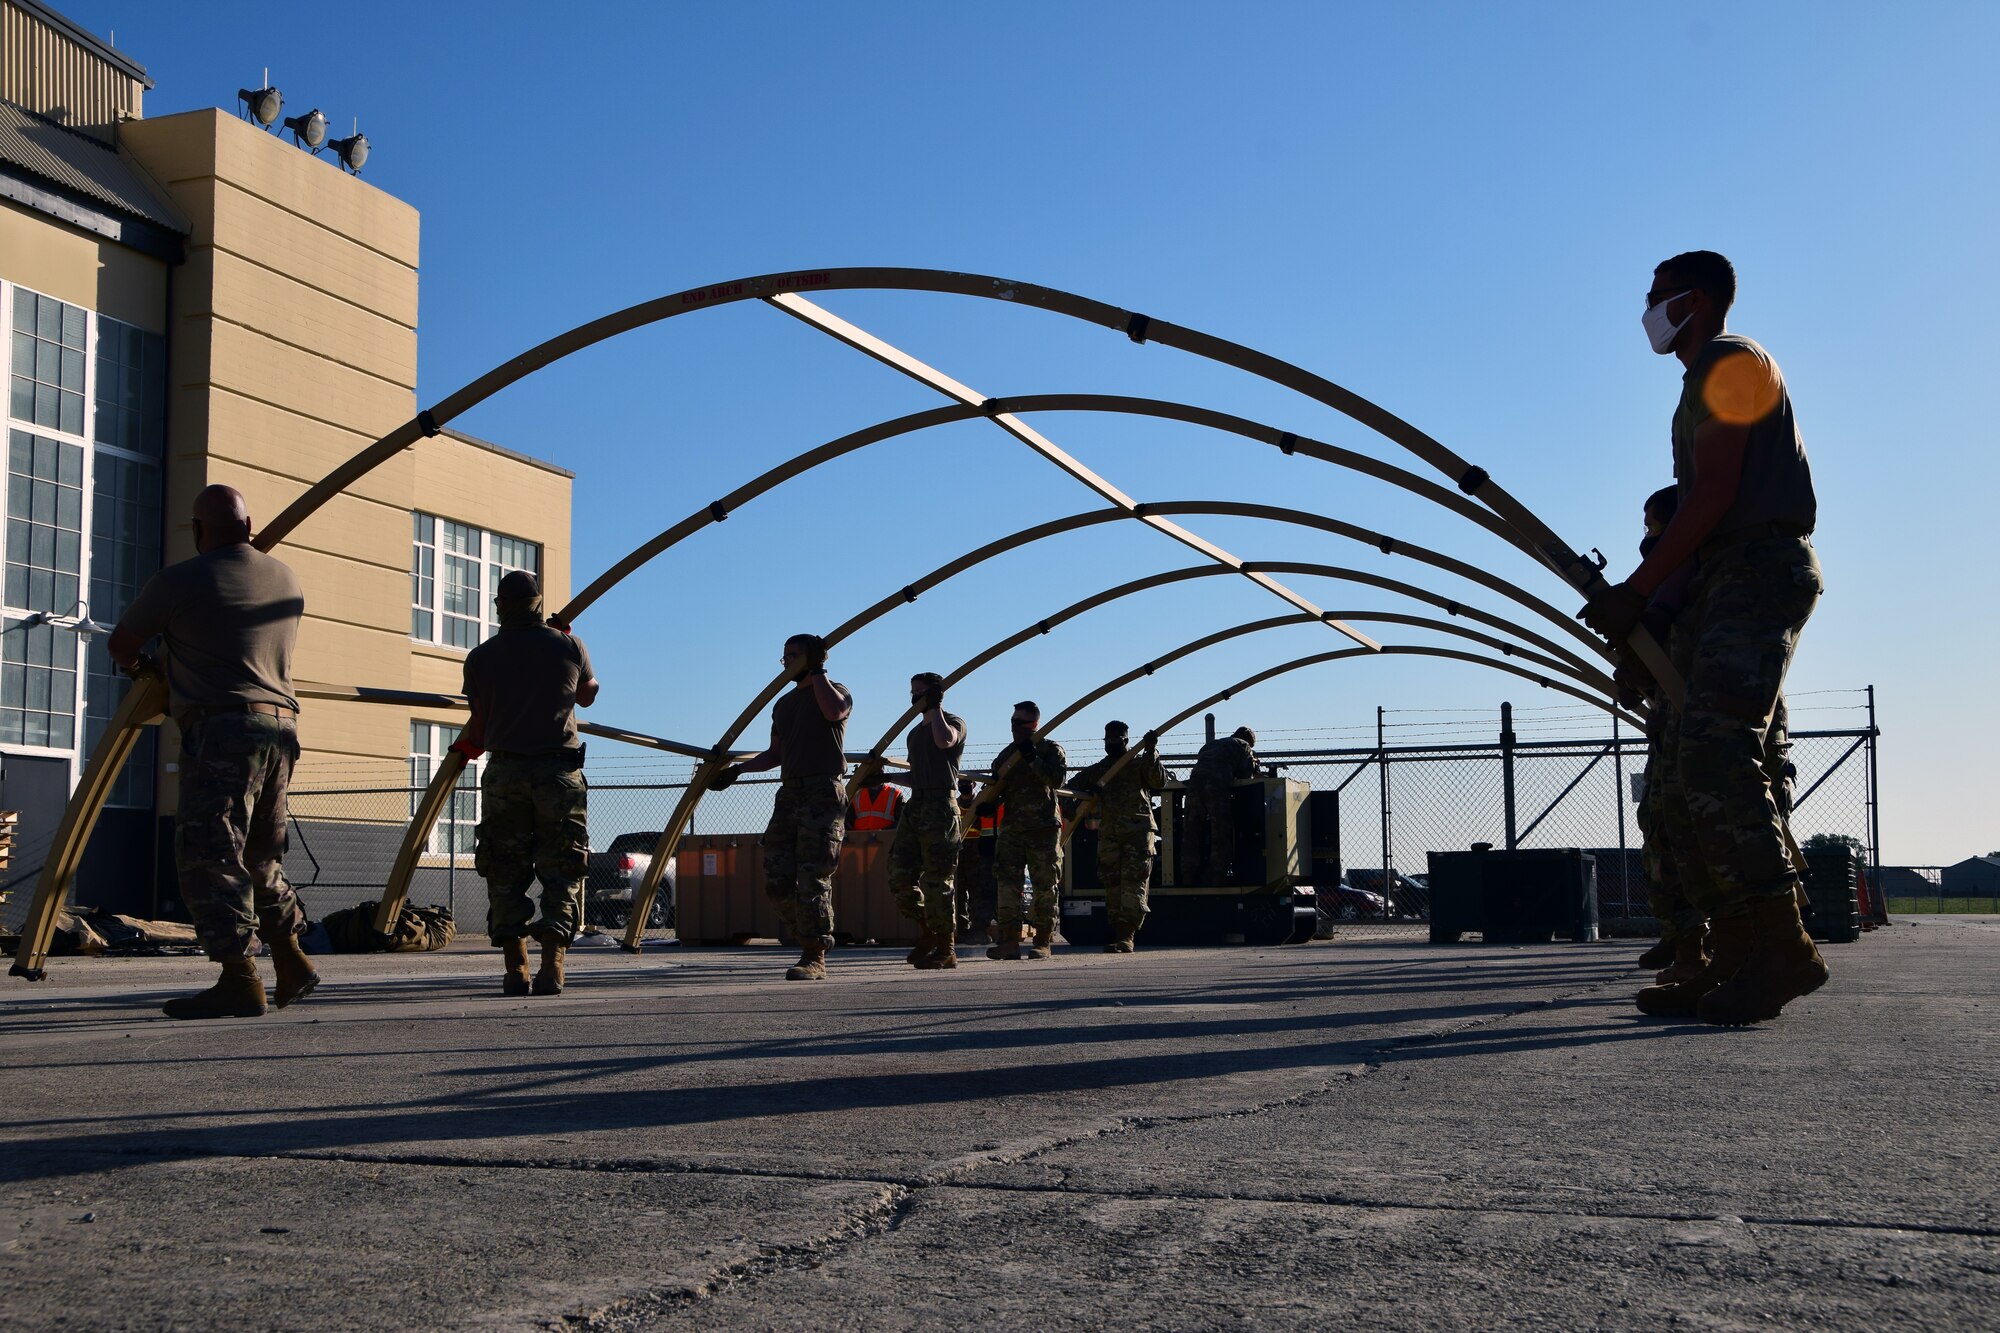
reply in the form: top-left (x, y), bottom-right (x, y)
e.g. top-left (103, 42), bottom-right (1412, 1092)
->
top-left (1, 917), bottom-right (1993, 1330)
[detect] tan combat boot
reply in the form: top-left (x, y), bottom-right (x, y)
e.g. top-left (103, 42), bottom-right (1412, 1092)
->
top-left (987, 928), bottom-right (1022, 961)
top-left (531, 931), bottom-right (567, 996)
top-left (1697, 895), bottom-right (1829, 1026)
top-left (786, 936), bottom-right (830, 981)
top-left (1654, 929), bottom-right (1710, 986)
top-left (262, 927), bottom-right (320, 1009)
top-left (905, 927), bottom-right (937, 967)
top-left (915, 927), bottom-right (957, 970)
top-left (1635, 936), bottom-right (1676, 971)
top-left (1635, 911), bottom-right (1752, 1018)
top-left (162, 956), bottom-right (267, 1020)
top-left (501, 938), bottom-right (532, 996)
top-left (1026, 925), bottom-right (1054, 961)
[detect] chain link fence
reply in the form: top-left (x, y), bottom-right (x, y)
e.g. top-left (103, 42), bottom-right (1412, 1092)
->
top-left (261, 691), bottom-right (1882, 947)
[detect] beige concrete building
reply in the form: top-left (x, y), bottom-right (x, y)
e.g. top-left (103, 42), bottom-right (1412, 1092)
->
top-left (0, 0), bottom-right (571, 912)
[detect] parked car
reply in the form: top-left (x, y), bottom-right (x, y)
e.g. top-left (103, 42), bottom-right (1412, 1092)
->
top-left (586, 831), bottom-right (673, 928)
top-left (1342, 868), bottom-right (1428, 919)
top-left (1319, 882), bottom-right (1390, 921)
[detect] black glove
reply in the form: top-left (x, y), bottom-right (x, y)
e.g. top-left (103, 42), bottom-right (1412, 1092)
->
top-left (124, 652), bottom-right (162, 682)
top-left (1578, 582), bottom-right (1646, 642)
top-left (1611, 651), bottom-right (1656, 711)
top-left (707, 764), bottom-right (742, 791)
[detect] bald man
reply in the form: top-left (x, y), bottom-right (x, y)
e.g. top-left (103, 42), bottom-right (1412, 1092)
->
top-left (109, 484), bottom-right (310, 1020)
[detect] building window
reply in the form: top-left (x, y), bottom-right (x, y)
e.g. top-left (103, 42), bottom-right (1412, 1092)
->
top-left (410, 512), bottom-right (540, 650)
top-left (0, 618), bottom-right (78, 747)
top-left (1, 286), bottom-right (165, 797)
top-left (10, 289), bottom-right (86, 437)
top-left (410, 720), bottom-right (479, 854)
top-left (6, 430), bottom-right (85, 613)
top-left (92, 315), bottom-right (166, 457)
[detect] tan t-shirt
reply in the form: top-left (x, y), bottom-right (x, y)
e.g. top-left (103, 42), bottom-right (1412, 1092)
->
top-left (1672, 334), bottom-right (1817, 537)
top-left (904, 710), bottom-right (967, 791)
top-left (117, 544), bottom-right (303, 713)
top-left (462, 622), bottom-right (594, 755)
top-left (771, 679), bottom-right (850, 778)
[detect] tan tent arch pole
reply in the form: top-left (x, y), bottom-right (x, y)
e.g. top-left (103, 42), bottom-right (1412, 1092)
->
top-left (1039, 611), bottom-right (1605, 744)
top-left (560, 391), bottom-right (1534, 626)
top-left (858, 569), bottom-right (1613, 772)
top-left (7, 674), bottom-right (166, 978)
top-left (1164, 646), bottom-right (1642, 737)
top-left (254, 267), bottom-right (1668, 678)
top-left (618, 491), bottom-right (1630, 949)
top-left (280, 683), bottom-right (732, 939)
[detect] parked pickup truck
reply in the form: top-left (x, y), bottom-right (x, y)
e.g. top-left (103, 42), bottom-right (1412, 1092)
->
top-left (585, 831), bottom-right (674, 929)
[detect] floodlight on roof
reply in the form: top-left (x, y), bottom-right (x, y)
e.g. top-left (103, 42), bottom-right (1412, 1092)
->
top-left (237, 85), bottom-right (283, 127)
top-left (329, 131), bottom-right (370, 175)
top-left (284, 108), bottom-right (328, 151)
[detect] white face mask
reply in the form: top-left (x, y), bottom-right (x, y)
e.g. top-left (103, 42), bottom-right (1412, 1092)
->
top-left (1642, 292), bottom-right (1693, 354)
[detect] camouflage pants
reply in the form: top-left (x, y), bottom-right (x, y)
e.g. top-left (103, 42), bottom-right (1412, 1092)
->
top-left (1181, 780), bottom-right (1235, 884)
top-left (956, 837), bottom-right (995, 935)
top-left (174, 711), bottom-right (304, 961)
top-left (1637, 701), bottom-right (1706, 942)
top-left (1644, 695), bottom-right (1799, 937)
top-left (993, 822), bottom-right (1062, 931)
top-left (763, 775), bottom-right (844, 941)
top-left (476, 752), bottom-right (588, 946)
top-left (1651, 535), bottom-right (1821, 915)
top-left (889, 789), bottom-right (962, 933)
top-left (1098, 816), bottom-right (1156, 930)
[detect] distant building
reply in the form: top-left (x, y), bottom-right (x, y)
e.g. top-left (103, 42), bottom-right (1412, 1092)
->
top-left (1868, 865), bottom-right (1942, 898)
top-left (1941, 856), bottom-right (2000, 898)
top-left (2, 0), bottom-right (571, 914)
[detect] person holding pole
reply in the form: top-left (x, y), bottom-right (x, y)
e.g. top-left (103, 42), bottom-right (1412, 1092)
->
top-left (106, 484), bottom-right (310, 1020)
top-left (881, 672), bottom-right (967, 969)
top-left (708, 634), bottom-right (853, 981)
top-left (1069, 721), bottom-right (1168, 953)
top-left (1582, 250), bottom-right (1825, 1026)
top-left (460, 570), bottom-right (598, 997)
top-left (981, 701), bottom-right (1067, 960)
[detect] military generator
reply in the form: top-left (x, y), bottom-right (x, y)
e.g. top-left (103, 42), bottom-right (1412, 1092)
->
top-left (1060, 775), bottom-right (1318, 947)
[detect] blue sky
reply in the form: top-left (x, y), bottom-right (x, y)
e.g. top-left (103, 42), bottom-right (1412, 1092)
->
top-left (79, 1), bottom-right (1998, 862)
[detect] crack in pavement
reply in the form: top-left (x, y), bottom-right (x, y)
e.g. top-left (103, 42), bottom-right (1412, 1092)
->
top-left (556, 1183), bottom-right (917, 1331)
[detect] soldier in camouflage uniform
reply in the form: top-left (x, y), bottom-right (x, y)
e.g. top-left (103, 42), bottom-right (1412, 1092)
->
top-left (883, 672), bottom-right (968, 969)
top-left (109, 484), bottom-right (312, 1020)
top-left (1584, 251), bottom-right (1826, 1026)
top-left (710, 634), bottom-right (853, 980)
top-left (1183, 727), bottom-right (1258, 884)
top-left (1623, 486), bottom-right (1708, 979)
top-left (462, 570), bottom-right (599, 996)
top-left (982, 700), bottom-right (1067, 961)
top-left (955, 776), bottom-right (997, 943)
top-left (1070, 721), bottom-right (1169, 952)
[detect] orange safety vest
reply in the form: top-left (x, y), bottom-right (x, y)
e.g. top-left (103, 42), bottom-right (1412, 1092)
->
top-left (851, 784), bottom-right (902, 830)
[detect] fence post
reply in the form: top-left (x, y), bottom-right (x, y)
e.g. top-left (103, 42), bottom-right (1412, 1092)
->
top-left (1612, 712), bottom-right (1627, 915)
top-left (1501, 701), bottom-right (1518, 851)
top-left (1866, 684), bottom-right (1882, 872)
top-left (1205, 712), bottom-right (1216, 746)
top-left (1377, 705), bottom-right (1391, 890)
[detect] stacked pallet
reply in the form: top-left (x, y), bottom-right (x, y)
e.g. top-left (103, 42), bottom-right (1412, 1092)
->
top-left (0, 809), bottom-right (14, 879)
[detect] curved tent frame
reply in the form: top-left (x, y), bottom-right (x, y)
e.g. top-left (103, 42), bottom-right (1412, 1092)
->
top-left (614, 496), bottom-right (1640, 949)
top-left (854, 560), bottom-right (1615, 772)
top-left (13, 267), bottom-right (1655, 980)
top-left (1052, 643), bottom-right (1645, 846)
